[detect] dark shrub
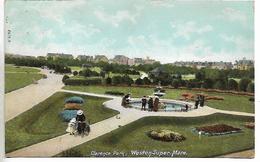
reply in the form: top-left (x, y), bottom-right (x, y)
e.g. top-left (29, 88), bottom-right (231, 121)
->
top-left (82, 69), bottom-right (99, 77)
top-left (62, 75), bottom-right (70, 83)
top-left (135, 78), bottom-right (143, 85)
top-left (105, 91), bottom-right (125, 96)
top-left (228, 79), bottom-right (238, 90)
top-left (64, 78), bottom-right (102, 85)
top-left (61, 149), bottom-right (83, 157)
top-left (143, 77), bottom-right (151, 85)
top-left (239, 78), bottom-right (251, 92)
top-left (122, 75), bottom-right (134, 86)
top-left (171, 79), bottom-right (179, 89)
top-left (203, 78), bottom-right (214, 89)
top-left (73, 71), bottom-right (78, 76)
top-left (247, 82), bottom-right (254, 93)
top-left (106, 77), bottom-right (112, 85)
top-left (213, 80), bottom-right (227, 90)
top-left (112, 76), bottom-right (122, 85)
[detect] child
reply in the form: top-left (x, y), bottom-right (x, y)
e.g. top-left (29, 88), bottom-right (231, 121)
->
top-left (66, 118), bottom-right (77, 135)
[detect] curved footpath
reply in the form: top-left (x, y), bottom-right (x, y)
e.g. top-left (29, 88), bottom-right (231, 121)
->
top-left (6, 89), bottom-right (254, 157)
top-left (5, 69), bottom-right (64, 121)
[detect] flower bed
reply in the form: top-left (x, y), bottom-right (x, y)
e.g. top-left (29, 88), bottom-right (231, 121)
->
top-left (193, 124), bottom-right (242, 136)
top-left (244, 122), bottom-right (254, 129)
top-left (148, 129), bottom-right (186, 142)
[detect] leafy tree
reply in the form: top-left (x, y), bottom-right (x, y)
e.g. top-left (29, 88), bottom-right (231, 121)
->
top-left (171, 79), bottom-right (179, 89)
top-left (73, 71), bottom-right (78, 76)
top-left (195, 71), bottom-right (205, 81)
top-left (203, 78), bottom-right (214, 89)
top-left (238, 78), bottom-right (251, 92)
top-left (143, 77), bottom-right (151, 85)
top-left (62, 75), bottom-right (70, 84)
top-left (112, 76), bottom-right (122, 85)
top-left (228, 79), bottom-right (238, 91)
top-left (213, 80), bottom-right (226, 90)
top-left (100, 70), bottom-right (106, 78)
top-left (247, 82), bottom-right (254, 93)
top-left (135, 78), bottom-right (143, 85)
top-left (122, 75), bottom-right (134, 86)
top-left (106, 77), bottom-right (112, 85)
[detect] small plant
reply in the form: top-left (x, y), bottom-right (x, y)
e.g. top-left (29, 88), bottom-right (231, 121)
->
top-left (62, 75), bottom-right (70, 84)
top-left (105, 91), bottom-right (124, 96)
top-left (61, 149), bottom-right (83, 157)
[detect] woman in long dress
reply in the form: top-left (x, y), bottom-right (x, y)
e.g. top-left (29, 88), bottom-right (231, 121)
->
top-left (153, 96), bottom-right (159, 112)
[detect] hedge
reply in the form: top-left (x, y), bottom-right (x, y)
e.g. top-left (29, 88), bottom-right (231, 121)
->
top-left (105, 91), bottom-right (125, 96)
top-left (64, 78), bottom-right (102, 85)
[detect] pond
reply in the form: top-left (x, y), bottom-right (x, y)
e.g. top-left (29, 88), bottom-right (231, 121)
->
top-left (128, 100), bottom-right (193, 112)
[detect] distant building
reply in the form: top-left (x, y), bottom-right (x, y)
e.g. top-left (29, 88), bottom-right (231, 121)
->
top-left (127, 58), bottom-right (135, 66)
top-left (211, 61), bottom-right (233, 70)
top-left (94, 55), bottom-right (109, 63)
top-left (234, 57), bottom-right (254, 70)
top-left (173, 61), bottom-right (233, 69)
top-left (112, 55), bottom-right (129, 65)
top-left (77, 55), bottom-right (94, 62)
top-left (144, 56), bottom-right (156, 64)
top-left (47, 53), bottom-right (73, 60)
top-left (134, 58), bottom-right (144, 65)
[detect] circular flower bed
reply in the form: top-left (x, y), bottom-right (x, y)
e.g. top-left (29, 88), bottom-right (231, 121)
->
top-left (148, 129), bottom-right (186, 142)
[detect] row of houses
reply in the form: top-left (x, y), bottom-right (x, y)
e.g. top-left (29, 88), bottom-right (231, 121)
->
top-left (46, 53), bottom-right (157, 65)
top-left (172, 57), bottom-right (254, 70)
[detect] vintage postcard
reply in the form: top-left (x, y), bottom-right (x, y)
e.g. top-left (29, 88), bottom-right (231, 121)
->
top-left (3, 0), bottom-right (254, 158)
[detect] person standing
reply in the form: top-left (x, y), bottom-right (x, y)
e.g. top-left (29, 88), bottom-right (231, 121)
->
top-left (148, 97), bottom-right (154, 112)
top-left (141, 96), bottom-right (147, 111)
top-left (153, 96), bottom-right (160, 112)
top-left (195, 96), bottom-right (199, 109)
top-left (76, 110), bottom-right (86, 135)
top-left (121, 93), bottom-right (130, 107)
top-left (200, 95), bottom-right (205, 107)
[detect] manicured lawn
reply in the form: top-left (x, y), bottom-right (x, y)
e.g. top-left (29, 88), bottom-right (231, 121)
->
top-left (5, 92), bottom-right (119, 153)
top-left (205, 92), bottom-right (254, 113)
top-left (57, 113), bottom-right (254, 157)
top-left (5, 72), bottom-right (43, 93)
top-left (182, 74), bottom-right (195, 80)
top-left (5, 64), bottom-right (40, 73)
top-left (69, 66), bottom-right (82, 71)
top-left (63, 85), bottom-right (254, 113)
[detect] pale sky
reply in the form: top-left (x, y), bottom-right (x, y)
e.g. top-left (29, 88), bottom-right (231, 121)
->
top-left (5, 0), bottom-right (254, 63)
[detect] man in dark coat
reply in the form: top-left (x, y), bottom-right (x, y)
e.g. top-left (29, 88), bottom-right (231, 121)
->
top-left (141, 96), bottom-right (147, 111)
top-left (76, 110), bottom-right (87, 135)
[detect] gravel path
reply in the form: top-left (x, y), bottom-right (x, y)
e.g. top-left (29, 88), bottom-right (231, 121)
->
top-left (5, 69), bottom-right (63, 121)
top-left (219, 149), bottom-right (254, 158)
top-left (6, 89), bottom-right (254, 157)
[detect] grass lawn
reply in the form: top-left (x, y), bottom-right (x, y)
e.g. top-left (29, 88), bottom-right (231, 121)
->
top-left (5, 64), bottom-right (40, 73)
top-left (5, 64), bottom-right (43, 93)
top-left (57, 113), bottom-right (254, 157)
top-left (5, 92), bottom-right (119, 153)
top-left (63, 85), bottom-right (254, 113)
top-left (106, 73), bottom-right (140, 80)
top-left (69, 66), bottom-right (82, 71)
top-left (182, 74), bottom-right (195, 80)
